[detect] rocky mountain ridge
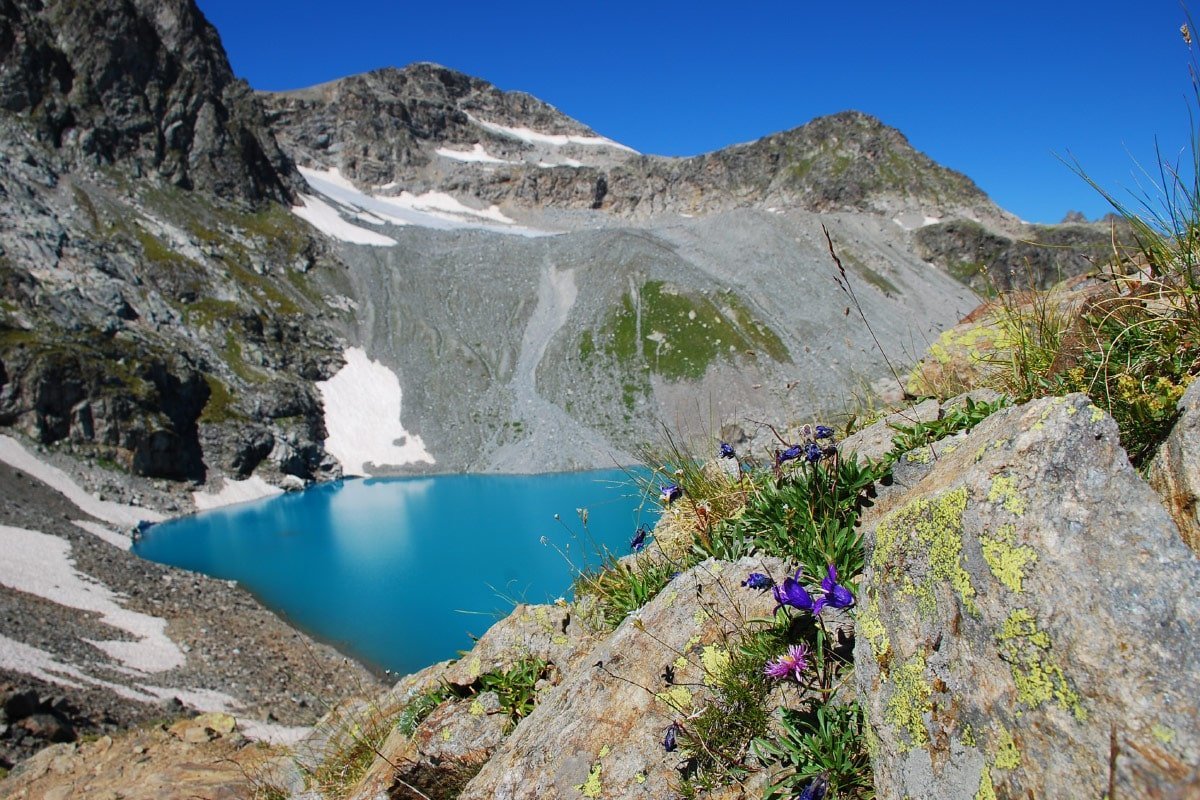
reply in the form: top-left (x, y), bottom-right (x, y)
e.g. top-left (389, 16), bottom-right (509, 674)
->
top-left (262, 62), bottom-right (1013, 226)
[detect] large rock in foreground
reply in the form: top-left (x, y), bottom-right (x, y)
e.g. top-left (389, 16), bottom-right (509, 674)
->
top-left (457, 557), bottom-right (784, 800)
top-left (855, 394), bottom-right (1200, 798)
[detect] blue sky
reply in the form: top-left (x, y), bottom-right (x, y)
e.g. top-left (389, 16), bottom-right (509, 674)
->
top-left (197, 0), bottom-right (1193, 224)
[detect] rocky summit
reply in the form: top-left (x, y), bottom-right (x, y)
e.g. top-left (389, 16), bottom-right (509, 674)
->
top-left (1, 0), bottom-right (1187, 798)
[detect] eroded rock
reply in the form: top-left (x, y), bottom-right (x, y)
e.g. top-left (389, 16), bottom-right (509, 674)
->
top-left (855, 394), bottom-right (1200, 798)
top-left (1148, 378), bottom-right (1200, 554)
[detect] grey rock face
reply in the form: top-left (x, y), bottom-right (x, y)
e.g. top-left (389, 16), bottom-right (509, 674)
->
top-left (1149, 378), bottom-right (1200, 553)
top-left (855, 394), bottom-right (1200, 798)
top-left (914, 218), bottom-right (1129, 292)
top-left (0, 0), bottom-right (301, 203)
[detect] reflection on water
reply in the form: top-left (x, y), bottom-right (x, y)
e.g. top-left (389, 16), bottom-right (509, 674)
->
top-left (134, 470), bottom-right (652, 673)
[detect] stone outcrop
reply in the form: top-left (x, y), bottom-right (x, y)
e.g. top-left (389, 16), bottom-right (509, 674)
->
top-left (1149, 378), bottom-right (1200, 553)
top-left (855, 394), bottom-right (1200, 798)
top-left (0, 0), bottom-right (302, 203)
top-left (914, 218), bottom-right (1129, 292)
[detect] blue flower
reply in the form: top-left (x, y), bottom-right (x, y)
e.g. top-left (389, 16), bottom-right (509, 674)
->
top-left (820, 564), bottom-right (855, 609)
top-left (775, 445), bottom-right (803, 466)
top-left (660, 484), bottom-right (682, 505)
top-left (804, 442), bottom-right (823, 463)
top-left (630, 524), bottom-right (649, 552)
top-left (798, 774), bottom-right (830, 800)
top-left (814, 425), bottom-right (835, 440)
top-left (663, 721), bottom-right (680, 752)
top-left (772, 570), bottom-right (826, 616)
top-left (741, 572), bottom-right (774, 589)
top-left (718, 442), bottom-right (736, 459)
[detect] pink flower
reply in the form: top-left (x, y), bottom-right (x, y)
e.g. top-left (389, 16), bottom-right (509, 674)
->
top-left (763, 643), bottom-right (811, 682)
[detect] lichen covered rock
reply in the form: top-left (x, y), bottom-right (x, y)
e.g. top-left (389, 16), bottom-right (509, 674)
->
top-left (1148, 378), bottom-right (1200, 554)
top-left (456, 556), bottom-right (785, 800)
top-left (855, 394), bottom-right (1200, 798)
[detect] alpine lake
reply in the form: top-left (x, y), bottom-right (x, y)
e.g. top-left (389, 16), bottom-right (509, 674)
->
top-left (133, 469), bottom-right (655, 675)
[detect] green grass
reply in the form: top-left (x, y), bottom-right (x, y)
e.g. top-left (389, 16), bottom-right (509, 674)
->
top-left (753, 702), bottom-right (875, 800)
top-left (599, 281), bottom-right (787, 381)
top-left (309, 710), bottom-right (396, 799)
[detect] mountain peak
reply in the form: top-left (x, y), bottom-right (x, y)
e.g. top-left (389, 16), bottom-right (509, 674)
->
top-left (0, 0), bottom-right (300, 203)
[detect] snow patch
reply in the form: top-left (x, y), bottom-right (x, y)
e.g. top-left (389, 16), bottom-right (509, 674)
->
top-left (292, 194), bottom-right (399, 246)
top-left (0, 435), bottom-right (164, 528)
top-left (72, 519), bottom-right (131, 550)
top-left (469, 115), bottom-right (638, 153)
top-left (892, 212), bottom-right (942, 231)
top-left (0, 524), bottom-right (185, 672)
top-left (298, 167), bottom-right (552, 237)
top-left (436, 143), bottom-right (513, 164)
top-left (537, 158), bottom-right (584, 168)
top-left (193, 476), bottom-right (284, 511)
top-left (317, 348), bottom-right (434, 477)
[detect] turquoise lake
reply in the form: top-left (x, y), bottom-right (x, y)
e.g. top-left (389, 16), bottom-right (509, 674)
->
top-left (133, 470), bottom-right (654, 674)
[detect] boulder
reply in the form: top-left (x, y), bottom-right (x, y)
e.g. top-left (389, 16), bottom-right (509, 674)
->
top-left (855, 394), bottom-right (1200, 798)
top-left (457, 556), bottom-right (785, 800)
top-left (1148, 378), bottom-right (1200, 554)
top-left (348, 692), bottom-right (510, 800)
top-left (439, 602), bottom-right (595, 688)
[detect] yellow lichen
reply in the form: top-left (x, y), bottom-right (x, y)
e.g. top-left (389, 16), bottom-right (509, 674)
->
top-left (884, 653), bottom-right (932, 751)
top-left (598, 744), bottom-right (611, 758)
top-left (1089, 404), bottom-right (1105, 423)
top-left (692, 608), bottom-right (709, 625)
top-left (674, 655), bottom-right (688, 670)
top-left (975, 765), bottom-right (996, 800)
top-left (873, 486), bottom-right (979, 615)
top-left (997, 609), bottom-right (1086, 721)
top-left (466, 655), bottom-right (482, 680)
top-left (576, 763), bottom-right (603, 797)
top-left (981, 524), bottom-right (1037, 593)
top-left (856, 595), bottom-right (890, 661)
top-left (987, 475), bottom-right (1027, 516)
top-left (905, 446), bottom-right (935, 465)
top-left (993, 726), bottom-right (1020, 770)
top-left (552, 635), bottom-right (569, 646)
top-left (961, 724), bottom-right (976, 748)
top-left (635, 772), bottom-right (647, 784)
top-left (468, 700), bottom-right (485, 717)
top-left (441, 728), bottom-right (452, 742)
top-left (656, 685), bottom-right (693, 712)
top-left (1152, 724), bottom-right (1176, 745)
top-left (700, 645), bottom-right (731, 686)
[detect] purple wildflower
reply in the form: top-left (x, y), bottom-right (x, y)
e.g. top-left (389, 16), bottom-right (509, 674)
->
top-left (814, 425), bottom-right (835, 440)
top-left (764, 643), bottom-right (811, 682)
top-left (719, 442), bottom-right (736, 459)
top-left (798, 774), bottom-right (831, 800)
top-left (630, 524), bottom-right (649, 552)
top-left (820, 564), bottom-right (855, 609)
top-left (775, 445), bottom-right (803, 466)
top-left (741, 572), bottom-right (774, 590)
top-left (660, 483), bottom-right (682, 505)
top-left (772, 571), bottom-right (826, 616)
top-left (804, 442), bottom-right (823, 463)
top-left (663, 721), bottom-right (680, 752)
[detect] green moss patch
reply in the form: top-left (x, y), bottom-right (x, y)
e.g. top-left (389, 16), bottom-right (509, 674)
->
top-left (595, 281), bottom-right (787, 381)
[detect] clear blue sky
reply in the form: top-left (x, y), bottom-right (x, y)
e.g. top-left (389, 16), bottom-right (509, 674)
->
top-left (197, 0), bottom-right (1193, 224)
